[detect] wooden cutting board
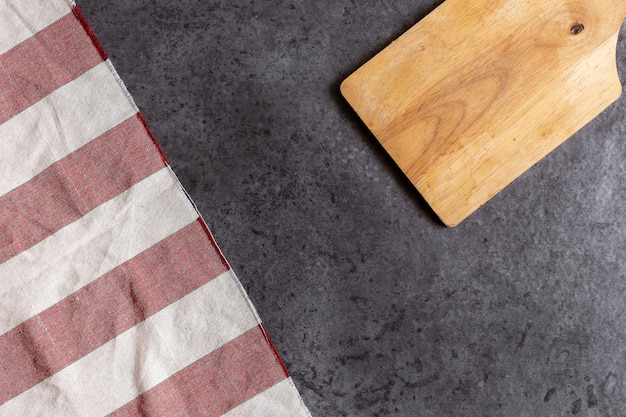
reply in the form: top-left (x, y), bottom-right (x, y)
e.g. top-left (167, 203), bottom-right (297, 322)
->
top-left (341, 0), bottom-right (626, 226)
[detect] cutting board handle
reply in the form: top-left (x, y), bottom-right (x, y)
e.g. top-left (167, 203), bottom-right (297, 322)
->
top-left (557, 0), bottom-right (626, 43)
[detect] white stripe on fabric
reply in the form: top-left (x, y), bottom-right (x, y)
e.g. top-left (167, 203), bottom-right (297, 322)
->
top-left (0, 1), bottom-right (70, 56)
top-left (104, 59), bottom-right (139, 113)
top-left (0, 168), bottom-right (198, 335)
top-left (0, 271), bottom-right (260, 417)
top-left (223, 378), bottom-right (313, 417)
top-left (0, 62), bottom-right (137, 198)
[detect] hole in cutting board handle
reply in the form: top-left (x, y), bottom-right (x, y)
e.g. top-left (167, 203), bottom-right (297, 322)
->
top-left (570, 23), bottom-right (585, 35)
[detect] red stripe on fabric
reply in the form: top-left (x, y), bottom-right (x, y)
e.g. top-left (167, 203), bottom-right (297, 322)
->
top-left (0, 117), bottom-right (164, 264)
top-left (0, 13), bottom-right (103, 124)
top-left (0, 220), bottom-right (228, 405)
top-left (72, 6), bottom-right (108, 60)
top-left (108, 326), bottom-right (288, 417)
top-left (137, 112), bottom-right (169, 165)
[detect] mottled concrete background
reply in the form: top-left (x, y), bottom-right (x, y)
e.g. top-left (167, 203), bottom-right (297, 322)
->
top-left (78, 1), bottom-right (626, 416)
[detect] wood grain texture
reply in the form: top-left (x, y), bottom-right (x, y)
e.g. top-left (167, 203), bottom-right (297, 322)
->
top-left (342, 0), bottom-right (626, 226)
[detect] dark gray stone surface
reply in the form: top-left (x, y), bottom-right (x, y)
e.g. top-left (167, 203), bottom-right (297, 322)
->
top-left (77, 1), bottom-right (626, 416)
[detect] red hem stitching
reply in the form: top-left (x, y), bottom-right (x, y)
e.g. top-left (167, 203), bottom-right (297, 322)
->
top-left (260, 324), bottom-right (290, 377)
top-left (137, 112), bottom-right (169, 166)
top-left (197, 218), bottom-right (231, 270)
top-left (72, 6), bottom-right (108, 61)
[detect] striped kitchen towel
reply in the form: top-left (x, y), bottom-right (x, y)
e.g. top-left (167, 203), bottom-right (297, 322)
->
top-left (0, 1), bottom-right (311, 416)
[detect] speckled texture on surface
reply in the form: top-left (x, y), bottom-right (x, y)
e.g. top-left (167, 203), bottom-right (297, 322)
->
top-left (77, 1), bottom-right (626, 416)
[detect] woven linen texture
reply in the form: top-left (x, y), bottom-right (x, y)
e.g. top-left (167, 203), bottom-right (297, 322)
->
top-left (0, 2), bottom-right (311, 416)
